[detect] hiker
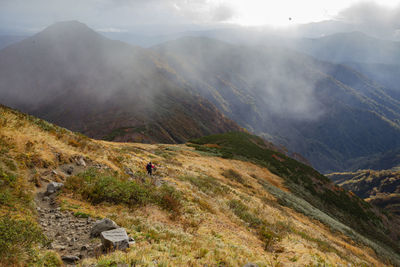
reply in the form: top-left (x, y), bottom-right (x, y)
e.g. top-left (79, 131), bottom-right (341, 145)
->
top-left (146, 161), bottom-right (154, 175)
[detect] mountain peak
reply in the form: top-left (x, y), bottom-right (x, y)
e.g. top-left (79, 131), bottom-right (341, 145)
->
top-left (35, 20), bottom-right (102, 41)
top-left (43, 20), bottom-right (92, 32)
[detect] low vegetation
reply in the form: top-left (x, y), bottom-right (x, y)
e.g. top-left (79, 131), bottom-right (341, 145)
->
top-left (190, 132), bottom-right (400, 262)
top-left (178, 175), bottom-right (230, 196)
top-left (65, 168), bottom-right (182, 215)
top-left (0, 104), bottom-right (398, 266)
top-left (0, 216), bottom-right (48, 266)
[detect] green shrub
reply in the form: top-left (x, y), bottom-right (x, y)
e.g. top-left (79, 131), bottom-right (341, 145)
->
top-left (65, 168), bottom-right (182, 214)
top-left (221, 169), bottom-right (245, 184)
top-left (35, 251), bottom-right (63, 267)
top-left (0, 217), bottom-right (48, 265)
top-left (74, 211), bottom-right (90, 218)
top-left (228, 199), bottom-right (262, 228)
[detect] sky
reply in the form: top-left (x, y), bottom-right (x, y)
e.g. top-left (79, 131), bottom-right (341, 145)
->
top-left (0, 0), bottom-right (400, 34)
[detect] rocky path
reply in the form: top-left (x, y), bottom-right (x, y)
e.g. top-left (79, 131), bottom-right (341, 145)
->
top-left (35, 187), bottom-right (101, 265)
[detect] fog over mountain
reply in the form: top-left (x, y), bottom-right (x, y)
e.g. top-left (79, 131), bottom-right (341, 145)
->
top-left (1, 1), bottom-right (400, 173)
top-left (0, 21), bottom-right (241, 143)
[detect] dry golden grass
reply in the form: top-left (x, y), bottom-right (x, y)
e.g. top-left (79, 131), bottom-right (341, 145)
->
top-left (0, 106), bottom-right (392, 266)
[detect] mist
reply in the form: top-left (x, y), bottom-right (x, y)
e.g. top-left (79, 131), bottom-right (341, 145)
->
top-left (1, 1), bottom-right (400, 172)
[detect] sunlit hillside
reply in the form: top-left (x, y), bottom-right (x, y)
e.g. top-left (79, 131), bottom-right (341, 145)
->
top-left (1, 104), bottom-right (399, 266)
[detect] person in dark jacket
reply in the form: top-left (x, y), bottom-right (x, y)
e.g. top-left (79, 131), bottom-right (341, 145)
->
top-left (146, 162), bottom-right (154, 175)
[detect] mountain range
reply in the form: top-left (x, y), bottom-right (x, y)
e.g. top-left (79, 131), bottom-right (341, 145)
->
top-left (328, 168), bottom-right (400, 216)
top-left (1, 21), bottom-right (400, 173)
top-left (0, 21), bottom-right (240, 144)
top-left (154, 36), bottom-right (400, 172)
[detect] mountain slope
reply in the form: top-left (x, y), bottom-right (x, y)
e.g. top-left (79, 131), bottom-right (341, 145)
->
top-left (329, 169), bottom-right (400, 216)
top-left (154, 37), bottom-right (400, 173)
top-left (0, 35), bottom-right (26, 50)
top-left (295, 31), bottom-right (400, 65)
top-left (0, 21), bottom-right (241, 143)
top-left (1, 104), bottom-right (399, 266)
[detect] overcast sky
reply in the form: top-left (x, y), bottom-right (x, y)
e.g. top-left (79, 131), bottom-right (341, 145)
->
top-left (0, 0), bottom-right (400, 35)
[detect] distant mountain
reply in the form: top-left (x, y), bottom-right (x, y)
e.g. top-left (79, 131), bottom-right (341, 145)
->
top-left (294, 31), bottom-right (400, 65)
top-left (0, 21), bottom-right (241, 143)
top-left (345, 62), bottom-right (400, 101)
top-left (0, 35), bottom-right (26, 50)
top-left (154, 37), bottom-right (400, 173)
top-left (329, 169), bottom-right (400, 215)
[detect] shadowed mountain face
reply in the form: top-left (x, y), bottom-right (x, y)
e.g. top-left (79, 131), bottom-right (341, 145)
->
top-left (295, 32), bottom-right (400, 65)
top-left (329, 169), bottom-right (400, 216)
top-left (0, 21), bottom-right (241, 143)
top-left (0, 35), bottom-right (26, 50)
top-left (154, 37), bottom-right (400, 173)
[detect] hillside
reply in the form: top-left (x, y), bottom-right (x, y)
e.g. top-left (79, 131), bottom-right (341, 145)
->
top-left (328, 169), bottom-right (400, 216)
top-left (154, 37), bottom-right (400, 173)
top-left (1, 104), bottom-right (400, 266)
top-left (0, 21), bottom-right (241, 144)
top-left (295, 32), bottom-right (400, 65)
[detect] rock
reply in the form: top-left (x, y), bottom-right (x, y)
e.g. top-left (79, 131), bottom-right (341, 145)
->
top-left (128, 237), bottom-right (135, 247)
top-left (90, 218), bottom-right (119, 237)
top-left (76, 157), bottom-right (86, 167)
top-left (100, 228), bottom-right (130, 251)
top-left (42, 196), bottom-right (50, 202)
top-left (243, 264), bottom-right (259, 267)
top-left (63, 166), bottom-right (74, 175)
top-left (45, 182), bottom-right (64, 196)
top-left (124, 167), bottom-right (134, 177)
top-left (61, 255), bottom-right (80, 264)
top-left (53, 245), bottom-right (66, 250)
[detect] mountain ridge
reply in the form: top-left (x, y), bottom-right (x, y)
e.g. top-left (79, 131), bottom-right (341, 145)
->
top-left (1, 104), bottom-right (400, 266)
top-left (154, 36), bottom-right (400, 173)
top-left (0, 21), bottom-right (242, 144)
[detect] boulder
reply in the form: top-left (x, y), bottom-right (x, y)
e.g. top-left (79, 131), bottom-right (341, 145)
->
top-left (45, 182), bottom-right (64, 196)
top-left (61, 255), bottom-right (80, 264)
top-left (100, 228), bottom-right (130, 251)
top-left (63, 166), bottom-right (74, 175)
top-left (76, 157), bottom-right (86, 167)
top-left (90, 218), bottom-right (119, 237)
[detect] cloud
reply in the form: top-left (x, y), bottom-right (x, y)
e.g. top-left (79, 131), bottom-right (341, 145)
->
top-left (337, 2), bottom-right (400, 29)
top-left (96, 27), bottom-right (128, 33)
top-left (0, 0), bottom-right (236, 34)
top-left (212, 3), bottom-right (235, 22)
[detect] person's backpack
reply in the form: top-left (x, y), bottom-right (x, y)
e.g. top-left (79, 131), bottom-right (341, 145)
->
top-left (146, 163), bottom-right (152, 171)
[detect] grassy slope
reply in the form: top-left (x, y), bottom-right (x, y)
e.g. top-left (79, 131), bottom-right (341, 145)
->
top-left (0, 105), bottom-right (398, 266)
top-left (329, 169), bottom-right (400, 216)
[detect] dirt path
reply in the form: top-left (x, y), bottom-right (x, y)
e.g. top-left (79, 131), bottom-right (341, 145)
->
top-left (35, 185), bottom-right (101, 265)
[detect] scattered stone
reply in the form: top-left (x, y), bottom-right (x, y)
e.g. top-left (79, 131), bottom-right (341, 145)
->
top-left (45, 182), bottom-right (64, 196)
top-left (90, 218), bottom-right (119, 237)
top-left (43, 196), bottom-right (50, 202)
top-left (63, 166), bottom-right (74, 175)
top-left (100, 228), bottom-right (130, 251)
top-left (61, 255), bottom-right (80, 264)
top-left (53, 245), bottom-right (66, 250)
top-left (128, 237), bottom-right (135, 247)
top-left (243, 264), bottom-right (259, 267)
